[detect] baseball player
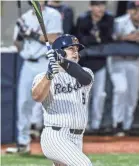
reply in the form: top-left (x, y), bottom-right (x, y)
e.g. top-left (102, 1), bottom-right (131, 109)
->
top-left (76, 1), bottom-right (114, 132)
top-left (32, 34), bottom-right (94, 166)
top-left (108, 1), bottom-right (139, 135)
top-left (6, 0), bottom-right (63, 153)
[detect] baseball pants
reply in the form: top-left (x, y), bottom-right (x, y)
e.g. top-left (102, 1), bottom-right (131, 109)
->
top-left (17, 60), bottom-right (48, 145)
top-left (31, 103), bottom-right (43, 129)
top-left (41, 127), bottom-right (93, 166)
top-left (90, 67), bottom-right (106, 129)
top-left (109, 58), bottom-right (139, 130)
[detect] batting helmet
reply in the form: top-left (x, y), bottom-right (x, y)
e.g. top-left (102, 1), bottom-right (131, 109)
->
top-left (52, 34), bottom-right (85, 52)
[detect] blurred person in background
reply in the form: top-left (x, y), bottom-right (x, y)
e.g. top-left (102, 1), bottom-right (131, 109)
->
top-left (108, 1), bottom-right (139, 136)
top-left (76, 1), bottom-right (114, 133)
top-left (47, 0), bottom-right (75, 34)
top-left (30, 104), bottom-right (43, 140)
top-left (6, 0), bottom-right (63, 154)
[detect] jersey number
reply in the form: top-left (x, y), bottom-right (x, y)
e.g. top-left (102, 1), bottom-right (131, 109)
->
top-left (82, 92), bottom-right (86, 105)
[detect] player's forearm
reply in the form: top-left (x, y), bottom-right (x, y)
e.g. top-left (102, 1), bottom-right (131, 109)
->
top-left (23, 32), bottom-right (58, 45)
top-left (60, 59), bottom-right (92, 85)
top-left (32, 76), bottom-right (51, 102)
top-left (118, 33), bottom-right (139, 42)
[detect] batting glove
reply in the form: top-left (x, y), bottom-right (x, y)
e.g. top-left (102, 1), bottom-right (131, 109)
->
top-left (46, 60), bottom-right (59, 80)
top-left (46, 49), bottom-right (66, 63)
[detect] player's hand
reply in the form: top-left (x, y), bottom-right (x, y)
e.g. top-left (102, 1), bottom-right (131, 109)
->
top-left (16, 18), bottom-right (31, 35)
top-left (55, 49), bottom-right (66, 63)
top-left (16, 18), bottom-right (38, 38)
top-left (46, 58), bottom-right (59, 80)
top-left (46, 49), bottom-right (57, 61)
top-left (120, 32), bottom-right (139, 42)
top-left (46, 49), bottom-right (66, 63)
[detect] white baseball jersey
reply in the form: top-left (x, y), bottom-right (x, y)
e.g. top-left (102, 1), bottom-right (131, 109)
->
top-left (114, 14), bottom-right (139, 36)
top-left (108, 14), bottom-right (139, 130)
top-left (110, 14), bottom-right (139, 63)
top-left (33, 67), bottom-right (94, 130)
top-left (13, 6), bottom-right (63, 60)
top-left (15, 7), bottom-right (63, 146)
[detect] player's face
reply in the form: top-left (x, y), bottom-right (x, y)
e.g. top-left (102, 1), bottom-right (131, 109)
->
top-left (64, 46), bottom-right (79, 63)
top-left (90, 4), bottom-right (106, 20)
top-left (131, 7), bottom-right (139, 23)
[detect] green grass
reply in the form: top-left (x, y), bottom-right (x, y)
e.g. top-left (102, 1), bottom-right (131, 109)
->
top-left (1, 154), bottom-right (139, 166)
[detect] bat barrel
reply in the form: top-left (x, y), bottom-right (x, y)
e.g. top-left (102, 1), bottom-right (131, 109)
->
top-left (31, 0), bottom-right (51, 51)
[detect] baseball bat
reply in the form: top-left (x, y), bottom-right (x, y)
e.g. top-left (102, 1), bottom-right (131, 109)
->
top-left (17, 0), bottom-right (22, 17)
top-left (31, 0), bottom-right (51, 50)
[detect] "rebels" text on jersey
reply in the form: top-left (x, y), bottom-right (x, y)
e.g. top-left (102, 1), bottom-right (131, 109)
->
top-left (54, 82), bottom-right (83, 94)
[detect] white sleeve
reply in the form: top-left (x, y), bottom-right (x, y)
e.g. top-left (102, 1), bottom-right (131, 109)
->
top-left (32, 72), bottom-right (46, 88)
top-left (46, 11), bottom-right (63, 34)
top-left (114, 19), bottom-right (123, 37)
top-left (13, 25), bottom-right (20, 41)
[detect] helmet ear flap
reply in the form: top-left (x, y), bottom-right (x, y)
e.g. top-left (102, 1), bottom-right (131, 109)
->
top-left (55, 49), bottom-right (66, 58)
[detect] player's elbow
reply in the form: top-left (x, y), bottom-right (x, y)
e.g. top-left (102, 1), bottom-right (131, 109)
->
top-left (32, 95), bottom-right (40, 102)
top-left (32, 89), bottom-right (45, 102)
top-left (32, 93), bottom-right (42, 102)
top-left (78, 73), bottom-right (93, 86)
top-left (81, 76), bottom-right (92, 86)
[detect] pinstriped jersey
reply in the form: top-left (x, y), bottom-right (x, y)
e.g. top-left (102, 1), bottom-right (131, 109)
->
top-left (33, 67), bottom-right (94, 129)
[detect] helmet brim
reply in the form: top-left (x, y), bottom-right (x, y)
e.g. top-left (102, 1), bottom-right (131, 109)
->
top-left (66, 43), bottom-right (85, 52)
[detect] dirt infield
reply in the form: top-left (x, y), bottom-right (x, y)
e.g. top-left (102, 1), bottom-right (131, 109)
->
top-left (2, 136), bottom-right (139, 154)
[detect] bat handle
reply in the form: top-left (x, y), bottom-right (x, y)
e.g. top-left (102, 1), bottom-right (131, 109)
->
top-left (46, 42), bottom-right (51, 51)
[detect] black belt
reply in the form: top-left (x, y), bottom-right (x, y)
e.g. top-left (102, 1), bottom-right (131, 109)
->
top-left (27, 58), bottom-right (38, 62)
top-left (48, 126), bottom-right (83, 135)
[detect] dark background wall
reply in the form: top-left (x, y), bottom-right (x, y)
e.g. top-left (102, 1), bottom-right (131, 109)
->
top-left (1, 52), bottom-right (23, 143)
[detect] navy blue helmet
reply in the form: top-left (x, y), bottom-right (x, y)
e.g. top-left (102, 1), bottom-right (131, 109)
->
top-left (52, 34), bottom-right (85, 52)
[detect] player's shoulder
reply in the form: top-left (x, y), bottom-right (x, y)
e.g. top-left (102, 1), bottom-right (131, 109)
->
top-left (83, 67), bottom-right (94, 77)
top-left (115, 14), bottom-right (130, 24)
top-left (45, 6), bottom-right (61, 17)
top-left (83, 67), bottom-right (94, 86)
top-left (61, 4), bottom-right (73, 11)
top-left (78, 11), bottom-right (90, 20)
top-left (21, 9), bottom-right (33, 19)
top-left (83, 67), bottom-right (93, 73)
